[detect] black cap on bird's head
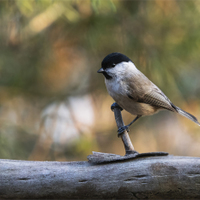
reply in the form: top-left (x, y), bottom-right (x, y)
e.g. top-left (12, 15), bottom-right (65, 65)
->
top-left (97, 52), bottom-right (131, 79)
top-left (97, 52), bottom-right (132, 79)
top-left (101, 52), bottom-right (131, 70)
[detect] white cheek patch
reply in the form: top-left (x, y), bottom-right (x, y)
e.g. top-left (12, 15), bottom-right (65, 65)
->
top-left (112, 62), bottom-right (128, 74)
top-left (105, 61), bottom-right (140, 79)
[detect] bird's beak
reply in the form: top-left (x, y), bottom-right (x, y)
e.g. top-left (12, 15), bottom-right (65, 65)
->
top-left (97, 68), bottom-right (104, 73)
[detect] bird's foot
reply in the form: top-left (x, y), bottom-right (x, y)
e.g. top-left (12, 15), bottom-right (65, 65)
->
top-left (117, 125), bottom-right (130, 137)
top-left (111, 102), bottom-right (123, 111)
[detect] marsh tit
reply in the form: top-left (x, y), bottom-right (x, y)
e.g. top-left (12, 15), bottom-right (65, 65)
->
top-left (97, 52), bottom-right (200, 135)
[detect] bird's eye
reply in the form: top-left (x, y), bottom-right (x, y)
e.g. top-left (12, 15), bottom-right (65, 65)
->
top-left (112, 63), bottom-right (115, 67)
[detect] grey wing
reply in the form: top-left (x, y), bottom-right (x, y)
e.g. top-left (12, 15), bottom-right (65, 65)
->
top-left (126, 77), bottom-right (175, 112)
top-left (139, 89), bottom-right (175, 111)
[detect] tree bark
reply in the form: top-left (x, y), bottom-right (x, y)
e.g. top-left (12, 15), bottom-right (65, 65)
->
top-left (1, 156), bottom-right (200, 199)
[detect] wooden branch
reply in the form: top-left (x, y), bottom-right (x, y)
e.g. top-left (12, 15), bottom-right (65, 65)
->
top-left (1, 156), bottom-right (200, 199)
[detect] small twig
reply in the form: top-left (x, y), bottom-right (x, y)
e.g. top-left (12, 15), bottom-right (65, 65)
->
top-left (111, 103), bottom-right (138, 155)
top-left (87, 103), bottom-right (168, 164)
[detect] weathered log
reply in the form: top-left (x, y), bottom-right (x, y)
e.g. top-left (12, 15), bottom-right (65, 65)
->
top-left (1, 156), bottom-right (200, 199)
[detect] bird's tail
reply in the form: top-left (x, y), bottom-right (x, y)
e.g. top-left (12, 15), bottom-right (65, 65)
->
top-left (171, 104), bottom-right (200, 126)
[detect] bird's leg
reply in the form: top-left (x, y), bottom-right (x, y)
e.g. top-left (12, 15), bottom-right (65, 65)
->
top-left (117, 115), bottom-right (142, 137)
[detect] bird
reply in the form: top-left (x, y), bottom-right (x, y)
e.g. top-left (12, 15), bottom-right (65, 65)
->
top-left (97, 52), bottom-right (200, 135)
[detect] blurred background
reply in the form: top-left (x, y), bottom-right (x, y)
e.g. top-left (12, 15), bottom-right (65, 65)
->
top-left (0, 0), bottom-right (200, 161)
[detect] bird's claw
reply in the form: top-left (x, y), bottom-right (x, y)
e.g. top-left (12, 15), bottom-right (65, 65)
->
top-left (111, 103), bottom-right (123, 111)
top-left (117, 126), bottom-right (130, 137)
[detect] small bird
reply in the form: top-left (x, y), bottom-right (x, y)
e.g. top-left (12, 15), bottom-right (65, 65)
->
top-left (97, 52), bottom-right (200, 135)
